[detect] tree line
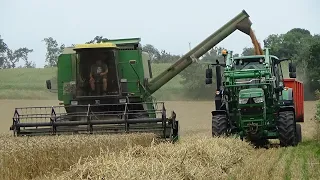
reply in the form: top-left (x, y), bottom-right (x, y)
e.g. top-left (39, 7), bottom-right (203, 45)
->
top-left (1, 28), bottom-right (320, 99)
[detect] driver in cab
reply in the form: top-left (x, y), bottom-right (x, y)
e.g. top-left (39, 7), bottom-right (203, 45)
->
top-left (89, 59), bottom-right (108, 95)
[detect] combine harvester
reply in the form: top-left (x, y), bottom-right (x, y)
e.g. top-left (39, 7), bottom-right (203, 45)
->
top-left (205, 48), bottom-right (304, 147)
top-left (10, 10), bottom-right (266, 142)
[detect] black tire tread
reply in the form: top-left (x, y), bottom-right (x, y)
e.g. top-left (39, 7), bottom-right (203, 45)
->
top-left (296, 123), bottom-right (302, 143)
top-left (277, 111), bottom-right (296, 147)
top-left (212, 114), bottom-right (228, 136)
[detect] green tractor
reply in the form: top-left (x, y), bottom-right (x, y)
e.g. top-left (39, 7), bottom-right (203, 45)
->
top-left (205, 49), bottom-right (303, 147)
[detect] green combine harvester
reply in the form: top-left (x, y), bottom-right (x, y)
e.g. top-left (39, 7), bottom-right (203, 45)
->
top-left (10, 10), bottom-right (270, 142)
top-left (205, 49), bottom-right (304, 147)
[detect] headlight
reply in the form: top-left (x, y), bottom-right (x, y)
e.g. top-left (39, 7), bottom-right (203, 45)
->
top-left (119, 99), bottom-right (126, 103)
top-left (239, 98), bottom-right (248, 104)
top-left (70, 101), bottom-right (78, 105)
top-left (253, 97), bottom-right (264, 103)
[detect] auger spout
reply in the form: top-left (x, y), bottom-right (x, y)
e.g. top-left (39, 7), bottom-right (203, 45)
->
top-left (146, 10), bottom-right (261, 95)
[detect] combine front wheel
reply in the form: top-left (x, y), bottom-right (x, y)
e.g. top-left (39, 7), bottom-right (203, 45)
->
top-left (277, 111), bottom-right (297, 147)
top-left (212, 114), bottom-right (229, 137)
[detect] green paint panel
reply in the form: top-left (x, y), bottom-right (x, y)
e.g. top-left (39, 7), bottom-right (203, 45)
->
top-left (239, 88), bottom-right (264, 98)
top-left (57, 54), bottom-right (73, 104)
top-left (118, 50), bottom-right (144, 96)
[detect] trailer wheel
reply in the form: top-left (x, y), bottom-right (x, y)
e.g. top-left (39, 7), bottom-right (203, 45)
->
top-left (295, 123), bottom-right (302, 143)
top-left (277, 111), bottom-right (297, 147)
top-left (212, 114), bottom-right (229, 137)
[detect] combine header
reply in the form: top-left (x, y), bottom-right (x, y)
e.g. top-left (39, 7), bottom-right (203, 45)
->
top-left (10, 10), bottom-right (264, 142)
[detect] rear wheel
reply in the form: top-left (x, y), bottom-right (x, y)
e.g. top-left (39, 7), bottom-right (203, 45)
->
top-left (212, 114), bottom-right (229, 137)
top-left (277, 111), bottom-right (297, 147)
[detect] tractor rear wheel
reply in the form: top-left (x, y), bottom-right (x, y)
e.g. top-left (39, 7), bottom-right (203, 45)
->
top-left (212, 114), bottom-right (229, 137)
top-left (277, 111), bottom-right (297, 147)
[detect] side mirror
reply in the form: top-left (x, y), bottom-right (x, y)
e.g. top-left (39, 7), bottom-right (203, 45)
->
top-left (206, 78), bottom-right (212, 84)
top-left (206, 68), bottom-right (213, 79)
top-left (289, 72), bottom-right (296, 78)
top-left (289, 62), bottom-right (296, 72)
top-left (46, 80), bottom-right (51, 89)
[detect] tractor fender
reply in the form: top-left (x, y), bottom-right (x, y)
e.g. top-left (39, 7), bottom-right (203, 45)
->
top-left (211, 110), bottom-right (227, 116)
top-left (279, 106), bottom-right (296, 121)
top-left (279, 106), bottom-right (295, 113)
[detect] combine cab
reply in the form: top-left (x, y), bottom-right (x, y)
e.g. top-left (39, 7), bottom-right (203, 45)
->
top-left (206, 49), bottom-right (304, 147)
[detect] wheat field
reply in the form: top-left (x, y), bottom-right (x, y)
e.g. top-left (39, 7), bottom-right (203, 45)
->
top-left (0, 100), bottom-right (319, 180)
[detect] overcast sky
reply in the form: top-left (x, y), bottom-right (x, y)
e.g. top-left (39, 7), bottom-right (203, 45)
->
top-left (1, 0), bottom-right (319, 68)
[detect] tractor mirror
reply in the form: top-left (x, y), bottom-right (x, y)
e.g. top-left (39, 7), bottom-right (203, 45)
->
top-left (206, 68), bottom-right (213, 79)
top-left (205, 78), bottom-right (212, 84)
top-left (289, 72), bottom-right (296, 78)
top-left (46, 80), bottom-right (51, 89)
top-left (289, 62), bottom-right (296, 72)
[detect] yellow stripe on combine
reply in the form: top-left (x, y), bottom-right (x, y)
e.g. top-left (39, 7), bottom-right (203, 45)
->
top-left (74, 42), bottom-right (118, 49)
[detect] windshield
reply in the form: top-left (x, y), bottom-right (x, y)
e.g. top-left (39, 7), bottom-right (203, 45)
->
top-left (234, 58), bottom-right (265, 70)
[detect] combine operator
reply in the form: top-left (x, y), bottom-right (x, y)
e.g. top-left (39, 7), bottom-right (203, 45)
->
top-left (89, 59), bottom-right (108, 95)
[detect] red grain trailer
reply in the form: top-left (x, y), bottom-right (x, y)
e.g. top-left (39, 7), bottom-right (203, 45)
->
top-left (283, 78), bottom-right (304, 122)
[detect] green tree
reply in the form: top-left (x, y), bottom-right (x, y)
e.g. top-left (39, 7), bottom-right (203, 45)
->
top-left (142, 44), bottom-right (161, 62)
top-left (179, 47), bottom-right (227, 99)
top-left (0, 35), bottom-right (34, 68)
top-left (263, 28), bottom-right (320, 100)
top-left (158, 50), bottom-right (180, 63)
top-left (241, 47), bottom-right (255, 56)
top-left (0, 35), bottom-right (8, 68)
top-left (86, 36), bottom-right (109, 44)
top-left (306, 39), bottom-right (320, 93)
top-left (43, 37), bottom-right (65, 67)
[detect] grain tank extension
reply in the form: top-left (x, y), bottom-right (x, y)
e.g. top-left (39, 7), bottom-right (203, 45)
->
top-left (10, 10), bottom-right (260, 141)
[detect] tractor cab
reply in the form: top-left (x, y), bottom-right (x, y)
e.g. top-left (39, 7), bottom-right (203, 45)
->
top-left (233, 56), bottom-right (265, 71)
top-left (232, 56), bottom-right (266, 85)
top-left (73, 43), bottom-right (121, 97)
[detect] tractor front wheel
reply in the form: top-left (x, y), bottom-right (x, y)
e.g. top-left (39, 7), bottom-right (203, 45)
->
top-left (277, 111), bottom-right (297, 147)
top-left (212, 114), bottom-right (229, 137)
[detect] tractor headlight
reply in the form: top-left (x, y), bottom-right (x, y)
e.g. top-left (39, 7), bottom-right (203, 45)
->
top-left (253, 97), bottom-right (264, 103)
top-left (239, 98), bottom-right (249, 104)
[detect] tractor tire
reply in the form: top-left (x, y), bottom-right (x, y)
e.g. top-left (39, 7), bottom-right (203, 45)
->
top-left (277, 111), bottom-right (297, 147)
top-left (212, 114), bottom-right (229, 137)
top-left (296, 123), bottom-right (302, 143)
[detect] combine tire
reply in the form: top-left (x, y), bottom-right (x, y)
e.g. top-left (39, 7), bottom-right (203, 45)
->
top-left (212, 114), bottom-right (229, 137)
top-left (277, 111), bottom-right (297, 147)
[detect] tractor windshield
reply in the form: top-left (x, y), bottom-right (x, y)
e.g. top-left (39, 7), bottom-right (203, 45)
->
top-left (234, 58), bottom-right (265, 70)
top-left (75, 48), bottom-right (120, 97)
top-left (233, 57), bottom-right (266, 85)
